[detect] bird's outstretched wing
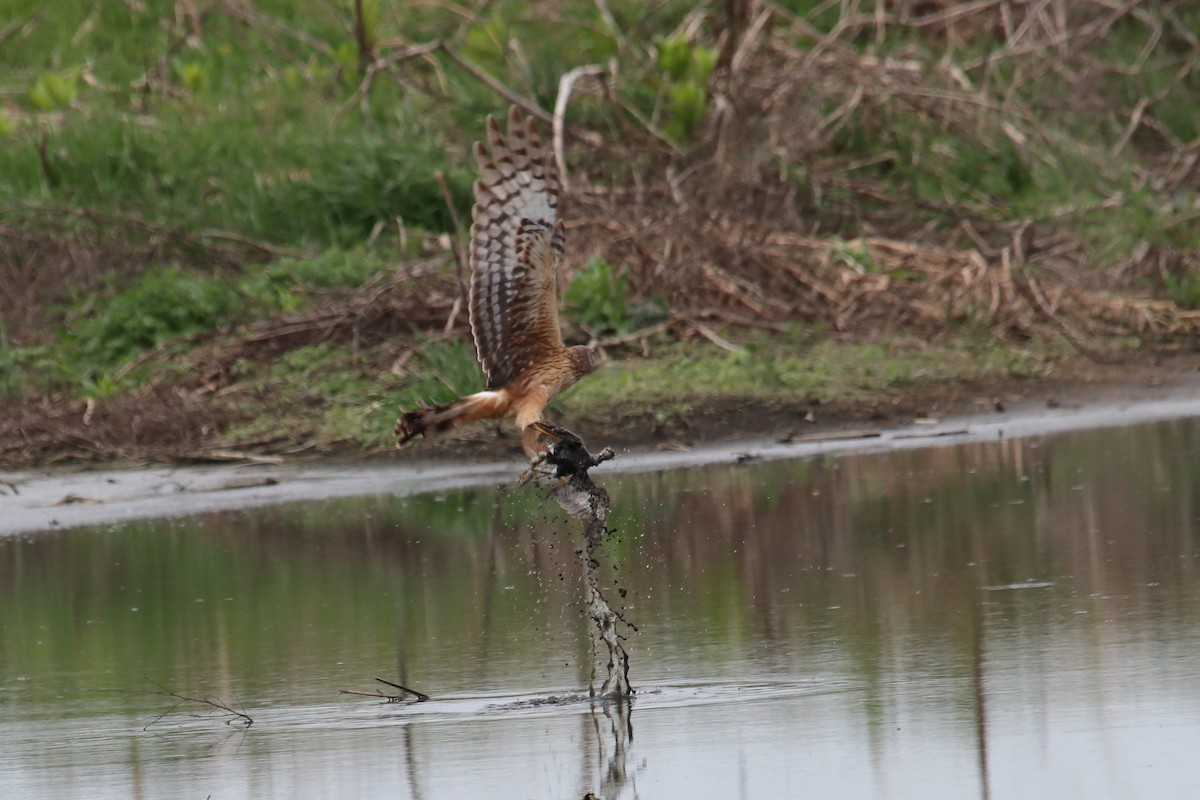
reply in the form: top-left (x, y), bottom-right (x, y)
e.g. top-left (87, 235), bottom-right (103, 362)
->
top-left (468, 107), bottom-right (565, 390)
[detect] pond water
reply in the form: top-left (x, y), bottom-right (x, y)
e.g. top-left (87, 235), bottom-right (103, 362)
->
top-left (3, 416), bottom-right (1200, 799)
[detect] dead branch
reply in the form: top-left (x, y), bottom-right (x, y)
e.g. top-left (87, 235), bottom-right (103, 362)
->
top-left (0, 203), bottom-right (288, 261)
top-left (0, 14), bottom-right (38, 48)
top-left (374, 676), bottom-right (430, 701)
top-left (440, 44), bottom-right (551, 123)
top-left (436, 169), bottom-right (468, 299)
top-left (221, 0), bottom-right (334, 57)
top-left (130, 3), bottom-right (218, 96)
top-left (339, 677), bottom-right (430, 703)
top-left (352, 0), bottom-right (375, 69)
top-left (128, 680), bottom-right (254, 729)
top-left (336, 38), bottom-right (552, 127)
top-left (554, 65), bottom-right (606, 191)
top-left (334, 40), bottom-right (443, 123)
top-left (35, 129), bottom-right (55, 186)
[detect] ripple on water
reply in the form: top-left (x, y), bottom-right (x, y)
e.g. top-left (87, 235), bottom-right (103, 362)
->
top-left (278, 675), bottom-right (851, 731)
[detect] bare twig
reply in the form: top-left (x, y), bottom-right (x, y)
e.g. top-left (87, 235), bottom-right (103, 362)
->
top-left (730, 7), bottom-right (773, 74)
top-left (1, 203), bottom-right (290, 261)
top-left (333, 40), bottom-right (442, 124)
top-left (605, 92), bottom-right (682, 153)
top-left (592, 0), bottom-right (627, 51)
top-left (0, 14), bottom-right (38, 48)
top-left (221, 0), bottom-right (334, 57)
top-left (130, 4), bottom-right (217, 95)
top-left (1011, 252), bottom-right (1125, 363)
top-left (436, 169), bottom-right (468, 299)
top-left (128, 680), bottom-right (255, 730)
top-left (339, 688), bottom-right (410, 702)
top-left (338, 676), bottom-right (430, 703)
top-left (443, 294), bottom-right (463, 333)
top-left (375, 677), bottom-right (430, 701)
top-left (195, 229), bottom-right (304, 258)
top-left (337, 39), bottom-right (551, 128)
top-left (35, 129), bottom-right (55, 186)
top-left (687, 319), bottom-right (744, 354)
top-left (554, 65), bottom-right (605, 191)
top-left (440, 44), bottom-right (551, 123)
top-left (589, 320), bottom-right (673, 350)
top-left (352, 0), bottom-right (375, 69)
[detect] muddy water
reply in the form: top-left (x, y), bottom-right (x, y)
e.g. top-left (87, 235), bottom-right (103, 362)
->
top-left (4, 416), bottom-right (1200, 799)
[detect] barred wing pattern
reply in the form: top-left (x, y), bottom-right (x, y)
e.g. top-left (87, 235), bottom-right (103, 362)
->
top-left (468, 107), bottom-right (565, 390)
top-left (396, 108), bottom-right (598, 462)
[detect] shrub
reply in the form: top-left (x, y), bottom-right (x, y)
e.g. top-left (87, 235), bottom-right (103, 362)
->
top-left (73, 266), bottom-right (246, 367)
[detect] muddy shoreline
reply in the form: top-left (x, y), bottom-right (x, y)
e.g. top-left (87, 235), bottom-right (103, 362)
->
top-left (3, 373), bottom-right (1199, 536)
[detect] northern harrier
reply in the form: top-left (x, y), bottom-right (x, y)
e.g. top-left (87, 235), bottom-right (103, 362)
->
top-left (395, 107), bottom-right (600, 462)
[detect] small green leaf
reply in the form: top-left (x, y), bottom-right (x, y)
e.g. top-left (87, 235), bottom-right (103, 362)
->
top-left (332, 41), bottom-right (359, 75)
top-left (28, 71), bottom-right (77, 111)
top-left (690, 47), bottom-right (717, 85)
top-left (667, 80), bottom-right (707, 140)
top-left (27, 81), bottom-right (55, 111)
top-left (176, 61), bottom-right (208, 94)
top-left (654, 36), bottom-right (693, 82)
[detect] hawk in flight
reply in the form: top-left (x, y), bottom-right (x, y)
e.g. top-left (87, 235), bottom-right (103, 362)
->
top-left (395, 107), bottom-right (601, 462)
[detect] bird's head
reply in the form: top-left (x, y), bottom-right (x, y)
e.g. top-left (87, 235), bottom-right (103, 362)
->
top-left (568, 345), bottom-right (599, 377)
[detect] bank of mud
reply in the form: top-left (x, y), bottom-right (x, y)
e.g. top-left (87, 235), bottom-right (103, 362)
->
top-left (4, 357), bottom-right (1200, 536)
top-left (3, 347), bottom-right (1195, 471)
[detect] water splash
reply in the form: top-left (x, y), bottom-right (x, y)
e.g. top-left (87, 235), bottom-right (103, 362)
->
top-left (525, 426), bottom-right (632, 697)
top-left (585, 571), bottom-right (633, 697)
top-left (548, 475), bottom-right (610, 545)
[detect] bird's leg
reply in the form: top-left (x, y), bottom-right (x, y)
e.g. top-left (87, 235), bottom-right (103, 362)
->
top-left (518, 449), bottom-right (552, 486)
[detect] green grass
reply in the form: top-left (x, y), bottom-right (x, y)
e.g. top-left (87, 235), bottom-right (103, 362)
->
top-left (221, 337), bottom-right (487, 449)
top-left (559, 336), bottom-right (1050, 412)
top-left (0, 0), bottom-right (479, 247)
top-left (1, 97), bottom-right (473, 246)
top-left (0, 246), bottom-right (408, 400)
top-left (564, 256), bottom-right (667, 335)
top-left (4, 0), bottom-right (1194, 255)
top-left (209, 330), bottom-right (1055, 454)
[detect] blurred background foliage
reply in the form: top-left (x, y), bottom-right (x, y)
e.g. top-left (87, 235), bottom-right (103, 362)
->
top-left (0, 0), bottom-right (1197, 462)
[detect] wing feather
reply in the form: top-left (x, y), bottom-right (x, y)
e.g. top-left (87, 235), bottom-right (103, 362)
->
top-left (468, 107), bottom-right (565, 390)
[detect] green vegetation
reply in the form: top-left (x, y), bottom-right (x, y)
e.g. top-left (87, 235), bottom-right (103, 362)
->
top-left (653, 35), bottom-right (717, 142)
top-left (564, 256), bottom-right (666, 336)
top-left (208, 329), bottom-right (1056, 453)
top-left (561, 334), bottom-right (1049, 410)
top-left (3, 247), bottom-right (401, 399)
top-left (1, 1), bottom-right (1197, 464)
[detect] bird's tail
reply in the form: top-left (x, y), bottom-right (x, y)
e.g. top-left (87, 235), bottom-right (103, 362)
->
top-left (395, 390), bottom-right (510, 445)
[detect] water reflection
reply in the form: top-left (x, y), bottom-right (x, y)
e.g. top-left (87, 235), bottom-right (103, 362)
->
top-left (2, 417), bottom-right (1200, 798)
top-left (583, 698), bottom-right (634, 799)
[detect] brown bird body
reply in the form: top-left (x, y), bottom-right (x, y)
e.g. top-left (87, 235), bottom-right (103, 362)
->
top-left (395, 107), bottom-right (596, 457)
